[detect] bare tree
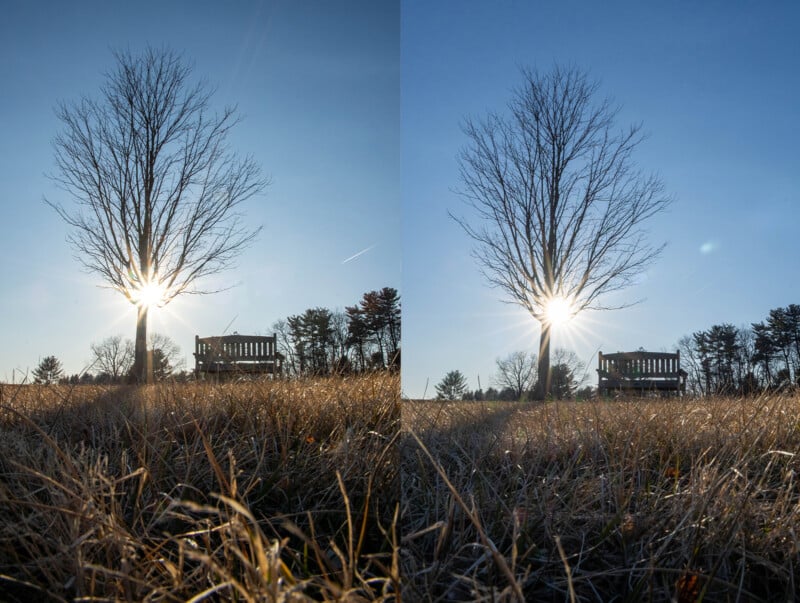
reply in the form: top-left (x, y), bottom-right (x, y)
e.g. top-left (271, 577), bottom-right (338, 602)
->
top-left (329, 310), bottom-right (353, 373)
top-left (48, 47), bottom-right (266, 383)
top-left (494, 350), bottom-right (537, 400)
top-left (454, 65), bottom-right (670, 398)
top-left (271, 319), bottom-right (298, 377)
top-left (549, 348), bottom-right (587, 399)
top-left (90, 335), bottom-right (134, 382)
top-left (148, 333), bottom-right (185, 379)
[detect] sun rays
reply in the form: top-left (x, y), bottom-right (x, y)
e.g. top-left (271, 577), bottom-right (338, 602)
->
top-left (131, 280), bottom-right (168, 310)
top-left (543, 295), bottom-right (575, 328)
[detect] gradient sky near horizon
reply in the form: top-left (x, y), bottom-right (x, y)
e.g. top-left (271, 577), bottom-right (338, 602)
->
top-left (402, 1), bottom-right (800, 398)
top-left (0, 1), bottom-right (399, 381)
top-left (2, 3), bottom-right (798, 393)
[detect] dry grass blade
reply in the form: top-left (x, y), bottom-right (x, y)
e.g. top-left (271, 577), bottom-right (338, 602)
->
top-left (408, 429), bottom-right (526, 602)
top-left (194, 417), bottom-right (232, 496)
top-left (184, 581), bottom-right (239, 603)
top-left (402, 395), bottom-right (800, 600)
top-left (0, 374), bottom-right (399, 601)
top-left (554, 535), bottom-right (576, 603)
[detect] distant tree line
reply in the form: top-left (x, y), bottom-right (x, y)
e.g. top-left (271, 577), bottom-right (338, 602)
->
top-left (435, 347), bottom-right (591, 401)
top-left (27, 286), bottom-right (399, 385)
top-left (53, 333), bottom-right (186, 384)
top-left (272, 287), bottom-right (400, 377)
top-left (679, 304), bottom-right (800, 396)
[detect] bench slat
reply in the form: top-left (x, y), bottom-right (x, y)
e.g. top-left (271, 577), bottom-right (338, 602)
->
top-left (194, 334), bottom-right (283, 379)
top-left (598, 350), bottom-right (685, 395)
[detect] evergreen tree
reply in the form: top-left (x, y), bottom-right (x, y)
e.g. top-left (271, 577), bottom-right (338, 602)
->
top-left (550, 363), bottom-right (577, 399)
top-left (33, 356), bottom-right (64, 384)
top-left (150, 349), bottom-right (172, 380)
top-left (435, 370), bottom-right (469, 400)
top-left (288, 308), bottom-right (335, 375)
top-left (378, 287), bottom-right (401, 369)
top-left (345, 305), bottom-right (370, 371)
top-left (348, 287), bottom-right (401, 370)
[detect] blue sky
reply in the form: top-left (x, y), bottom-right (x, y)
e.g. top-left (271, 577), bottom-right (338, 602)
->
top-left (2, 3), bottom-right (798, 393)
top-left (0, 1), bottom-right (399, 380)
top-left (402, 1), bottom-right (800, 398)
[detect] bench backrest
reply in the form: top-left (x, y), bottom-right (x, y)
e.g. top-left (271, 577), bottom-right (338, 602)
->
top-left (598, 351), bottom-right (681, 379)
top-left (195, 335), bottom-right (278, 361)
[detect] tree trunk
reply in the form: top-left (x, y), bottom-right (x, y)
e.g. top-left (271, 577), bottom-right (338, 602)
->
top-left (131, 305), bottom-right (152, 384)
top-left (536, 321), bottom-right (551, 400)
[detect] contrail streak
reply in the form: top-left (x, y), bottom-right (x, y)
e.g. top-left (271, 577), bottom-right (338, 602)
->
top-left (342, 244), bottom-right (376, 264)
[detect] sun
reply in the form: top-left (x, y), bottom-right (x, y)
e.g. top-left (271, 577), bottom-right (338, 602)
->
top-left (132, 280), bottom-right (167, 310)
top-left (543, 295), bottom-right (575, 327)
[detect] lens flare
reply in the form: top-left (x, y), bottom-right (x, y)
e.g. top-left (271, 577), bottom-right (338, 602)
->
top-left (132, 280), bottom-right (167, 309)
top-left (544, 295), bottom-right (574, 327)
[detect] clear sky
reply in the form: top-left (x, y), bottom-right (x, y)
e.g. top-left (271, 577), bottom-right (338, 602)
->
top-left (402, 1), bottom-right (800, 398)
top-left (0, 1), bottom-right (399, 381)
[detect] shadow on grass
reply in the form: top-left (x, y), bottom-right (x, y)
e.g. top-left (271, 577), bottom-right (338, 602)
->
top-left (0, 376), bottom-right (401, 601)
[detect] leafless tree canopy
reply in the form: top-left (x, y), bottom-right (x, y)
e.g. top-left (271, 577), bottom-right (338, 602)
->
top-left (90, 335), bottom-right (134, 380)
top-left (148, 332), bottom-right (185, 372)
top-left (494, 350), bottom-right (537, 399)
top-left (48, 47), bottom-right (266, 382)
top-left (454, 65), bottom-right (671, 397)
top-left (48, 47), bottom-right (265, 304)
top-left (454, 65), bottom-right (671, 321)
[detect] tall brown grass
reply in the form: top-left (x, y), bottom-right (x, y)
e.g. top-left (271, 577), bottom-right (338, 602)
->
top-left (0, 374), bottom-right (400, 602)
top-left (402, 395), bottom-right (800, 602)
top-left (4, 381), bottom-right (799, 601)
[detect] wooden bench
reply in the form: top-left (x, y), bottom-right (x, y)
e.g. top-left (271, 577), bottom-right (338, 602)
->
top-left (194, 334), bottom-right (283, 379)
top-left (598, 350), bottom-right (686, 396)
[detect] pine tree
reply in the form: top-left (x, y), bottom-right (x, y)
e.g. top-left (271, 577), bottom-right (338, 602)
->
top-left (33, 356), bottom-right (64, 384)
top-left (435, 370), bottom-right (469, 400)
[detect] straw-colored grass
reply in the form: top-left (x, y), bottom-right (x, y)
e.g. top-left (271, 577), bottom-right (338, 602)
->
top-left (402, 395), bottom-right (800, 602)
top-left (4, 380), bottom-right (799, 601)
top-left (0, 374), bottom-right (400, 602)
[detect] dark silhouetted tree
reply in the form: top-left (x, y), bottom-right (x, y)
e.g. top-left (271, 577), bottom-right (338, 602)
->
top-left (288, 308), bottom-right (335, 375)
top-left (435, 370), bottom-right (469, 400)
top-left (329, 310), bottom-right (352, 373)
top-left (748, 305), bottom-right (800, 389)
top-left (453, 65), bottom-right (670, 398)
top-left (345, 305), bottom-right (370, 372)
top-left (147, 333), bottom-right (183, 380)
top-left (33, 356), bottom-right (63, 384)
top-left (681, 322), bottom-right (776, 395)
top-left (752, 321), bottom-right (778, 388)
top-left (91, 335), bottom-right (134, 382)
top-left (494, 351), bottom-right (537, 400)
top-left (345, 287), bottom-right (401, 371)
top-left (766, 305), bottom-right (800, 385)
top-left (378, 287), bottom-right (402, 369)
top-left (678, 334), bottom-right (704, 396)
top-left (48, 47), bottom-right (265, 383)
top-left (271, 318), bottom-right (299, 376)
top-left (483, 386), bottom-right (499, 400)
top-left (692, 325), bottom-right (741, 395)
top-left (547, 349), bottom-right (586, 399)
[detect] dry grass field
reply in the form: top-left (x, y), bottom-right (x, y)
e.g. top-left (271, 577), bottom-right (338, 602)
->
top-left (0, 374), bottom-right (400, 602)
top-left (402, 395), bottom-right (800, 602)
top-left (3, 380), bottom-right (799, 601)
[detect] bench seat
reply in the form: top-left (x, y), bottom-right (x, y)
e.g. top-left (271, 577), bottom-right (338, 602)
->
top-left (598, 351), bottom-right (686, 396)
top-left (195, 334), bottom-right (283, 379)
